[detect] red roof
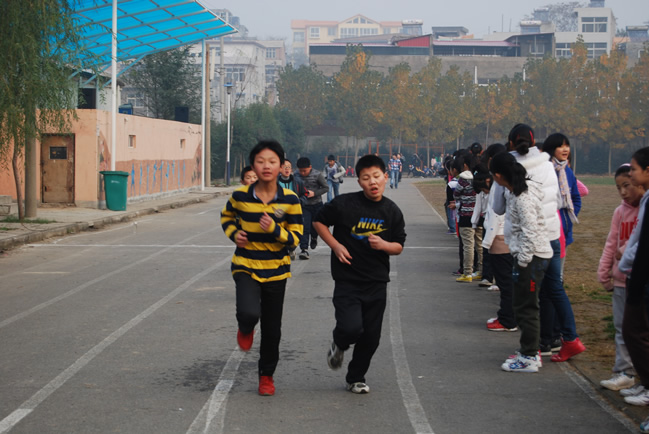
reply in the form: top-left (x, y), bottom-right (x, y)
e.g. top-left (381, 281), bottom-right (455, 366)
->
top-left (433, 40), bottom-right (517, 47)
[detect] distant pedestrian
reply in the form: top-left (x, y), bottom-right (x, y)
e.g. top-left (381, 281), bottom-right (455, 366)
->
top-left (388, 153), bottom-right (402, 189)
top-left (221, 140), bottom-right (303, 396)
top-left (324, 154), bottom-right (345, 203)
top-left (313, 154), bottom-right (406, 394)
top-left (294, 157), bottom-right (328, 260)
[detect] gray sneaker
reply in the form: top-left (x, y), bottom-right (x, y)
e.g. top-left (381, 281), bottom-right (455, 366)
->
top-left (327, 341), bottom-right (344, 370)
top-left (299, 250), bottom-right (309, 260)
top-left (347, 382), bottom-right (370, 394)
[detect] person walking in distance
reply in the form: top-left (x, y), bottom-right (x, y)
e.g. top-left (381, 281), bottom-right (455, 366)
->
top-left (295, 157), bottom-right (328, 260)
top-left (324, 154), bottom-right (345, 203)
top-left (313, 154), bottom-right (406, 394)
top-left (388, 153), bottom-right (402, 189)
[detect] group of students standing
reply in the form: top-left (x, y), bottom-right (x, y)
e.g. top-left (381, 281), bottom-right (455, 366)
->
top-left (443, 123), bottom-right (649, 431)
top-left (224, 140), bottom-right (406, 397)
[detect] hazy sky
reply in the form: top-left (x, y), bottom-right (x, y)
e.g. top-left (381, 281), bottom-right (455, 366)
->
top-left (203, 0), bottom-right (648, 41)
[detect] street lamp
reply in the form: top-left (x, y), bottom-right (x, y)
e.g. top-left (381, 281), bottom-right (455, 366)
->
top-left (225, 82), bottom-right (233, 186)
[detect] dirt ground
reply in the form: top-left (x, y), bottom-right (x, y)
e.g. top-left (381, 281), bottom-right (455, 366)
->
top-left (415, 176), bottom-right (649, 423)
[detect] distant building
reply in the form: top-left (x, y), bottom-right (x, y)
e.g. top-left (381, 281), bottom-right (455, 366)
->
top-left (291, 15), bottom-right (422, 65)
top-left (624, 26), bottom-right (649, 67)
top-left (554, 1), bottom-right (616, 59)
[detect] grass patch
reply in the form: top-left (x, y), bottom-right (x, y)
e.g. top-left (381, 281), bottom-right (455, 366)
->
top-left (0, 216), bottom-right (56, 224)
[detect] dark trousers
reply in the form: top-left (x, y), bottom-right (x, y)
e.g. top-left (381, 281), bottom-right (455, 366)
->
top-left (300, 202), bottom-right (323, 251)
top-left (539, 240), bottom-right (579, 343)
top-left (491, 253), bottom-right (516, 329)
top-left (332, 280), bottom-right (387, 384)
top-left (512, 256), bottom-right (548, 356)
top-left (623, 283), bottom-right (649, 388)
top-left (482, 247), bottom-right (493, 282)
top-left (234, 273), bottom-right (286, 377)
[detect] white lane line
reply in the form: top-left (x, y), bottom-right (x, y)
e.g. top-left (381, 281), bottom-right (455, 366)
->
top-left (28, 244), bottom-right (234, 249)
top-left (1, 229), bottom-right (218, 330)
top-left (185, 259), bottom-right (308, 434)
top-left (196, 208), bottom-right (220, 215)
top-left (388, 266), bottom-right (434, 434)
top-left (0, 257), bottom-right (230, 434)
top-left (558, 363), bottom-right (638, 432)
top-left (185, 349), bottom-right (245, 434)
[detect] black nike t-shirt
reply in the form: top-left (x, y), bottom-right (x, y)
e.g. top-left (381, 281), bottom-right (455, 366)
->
top-left (314, 191), bottom-right (406, 282)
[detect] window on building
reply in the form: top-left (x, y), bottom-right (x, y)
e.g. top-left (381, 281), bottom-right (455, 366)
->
top-left (126, 92), bottom-right (145, 108)
top-left (294, 31), bottom-right (305, 42)
top-left (530, 43), bottom-right (545, 55)
top-left (555, 42), bottom-right (573, 58)
top-left (266, 65), bottom-right (277, 84)
top-left (360, 28), bottom-right (378, 36)
top-left (328, 27), bottom-right (337, 36)
top-left (128, 135), bottom-right (136, 149)
top-left (310, 27), bottom-right (320, 38)
top-left (340, 27), bottom-right (359, 37)
top-left (266, 47), bottom-right (276, 59)
top-left (582, 16), bottom-right (607, 33)
top-left (180, 139), bottom-right (185, 149)
top-left (226, 66), bottom-right (246, 82)
top-left (585, 42), bottom-right (608, 58)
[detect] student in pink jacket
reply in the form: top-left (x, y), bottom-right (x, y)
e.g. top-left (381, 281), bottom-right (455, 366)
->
top-left (597, 164), bottom-right (645, 391)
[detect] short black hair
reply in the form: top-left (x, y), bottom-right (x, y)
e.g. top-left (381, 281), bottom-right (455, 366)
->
top-left (469, 142), bottom-right (482, 156)
top-left (327, 154), bottom-right (336, 161)
top-left (615, 164), bottom-right (631, 178)
top-left (296, 157), bottom-right (311, 168)
top-left (249, 140), bottom-right (285, 166)
top-left (543, 133), bottom-right (570, 160)
top-left (632, 146), bottom-right (649, 170)
top-left (356, 154), bottom-right (385, 177)
top-left (240, 166), bottom-right (254, 181)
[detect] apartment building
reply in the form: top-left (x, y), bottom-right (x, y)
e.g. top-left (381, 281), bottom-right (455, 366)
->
top-left (291, 15), bottom-right (418, 65)
top-left (555, 1), bottom-right (616, 59)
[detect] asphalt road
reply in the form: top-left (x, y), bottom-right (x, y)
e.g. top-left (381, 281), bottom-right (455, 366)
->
top-left (0, 178), bottom-right (637, 433)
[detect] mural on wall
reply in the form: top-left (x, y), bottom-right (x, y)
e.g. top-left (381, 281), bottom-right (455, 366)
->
top-left (118, 158), bottom-right (197, 200)
top-left (97, 129), bottom-right (201, 202)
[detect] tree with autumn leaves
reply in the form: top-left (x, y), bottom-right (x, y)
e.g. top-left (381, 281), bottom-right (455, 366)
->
top-left (271, 42), bottom-right (649, 172)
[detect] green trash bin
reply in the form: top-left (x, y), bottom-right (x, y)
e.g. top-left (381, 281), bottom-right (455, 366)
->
top-left (100, 171), bottom-right (129, 211)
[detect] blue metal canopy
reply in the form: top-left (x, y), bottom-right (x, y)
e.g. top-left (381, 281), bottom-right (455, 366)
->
top-left (73, 0), bottom-right (237, 67)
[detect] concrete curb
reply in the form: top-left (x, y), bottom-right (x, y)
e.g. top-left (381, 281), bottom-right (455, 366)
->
top-left (0, 190), bottom-right (230, 252)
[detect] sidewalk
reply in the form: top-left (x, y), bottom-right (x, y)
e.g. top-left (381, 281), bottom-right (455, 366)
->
top-left (0, 186), bottom-right (238, 252)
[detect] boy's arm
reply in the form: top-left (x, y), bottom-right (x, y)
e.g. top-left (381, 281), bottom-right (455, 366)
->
top-left (313, 221), bottom-right (352, 265)
top-left (597, 208), bottom-right (619, 290)
top-left (314, 173), bottom-right (329, 197)
top-left (368, 234), bottom-right (403, 255)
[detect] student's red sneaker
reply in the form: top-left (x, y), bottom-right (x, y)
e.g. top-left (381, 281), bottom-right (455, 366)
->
top-left (551, 337), bottom-right (586, 362)
top-left (259, 376), bottom-right (275, 396)
top-left (237, 329), bottom-right (254, 352)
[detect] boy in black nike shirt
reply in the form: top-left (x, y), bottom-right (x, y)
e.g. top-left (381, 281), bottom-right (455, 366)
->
top-left (313, 154), bottom-right (406, 394)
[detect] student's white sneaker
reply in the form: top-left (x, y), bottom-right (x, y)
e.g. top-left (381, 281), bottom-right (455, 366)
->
top-left (600, 373), bottom-right (635, 391)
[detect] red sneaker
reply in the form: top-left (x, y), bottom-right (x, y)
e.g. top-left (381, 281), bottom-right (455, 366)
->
top-left (486, 318), bottom-right (518, 332)
top-left (237, 329), bottom-right (254, 351)
top-left (259, 375), bottom-right (275, 396)
top-left (551, 337), bottom-right (586, 362)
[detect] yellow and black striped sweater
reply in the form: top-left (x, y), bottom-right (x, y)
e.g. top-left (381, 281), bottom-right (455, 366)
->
top-left (221, 184), bottom-right (303, 282)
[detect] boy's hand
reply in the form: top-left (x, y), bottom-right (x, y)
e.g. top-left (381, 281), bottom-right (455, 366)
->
top-left (306, 190), bottom-right (315, 198)
top-left (448, 202), bottom-right (456, 210)
top-left (368, 234), bottom-right (386, 251)
top-left (259, 212), bottom-right (274, 232)
top-left (332, 244), bottom-right (352, 265)
top-left (235, 230), bottom-right (248, 247)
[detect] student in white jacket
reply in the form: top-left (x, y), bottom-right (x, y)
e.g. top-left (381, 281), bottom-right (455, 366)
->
top-left (491, 152), bottom-right (553, 372)
top-left (493, 124), bottom-right (586, 363)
